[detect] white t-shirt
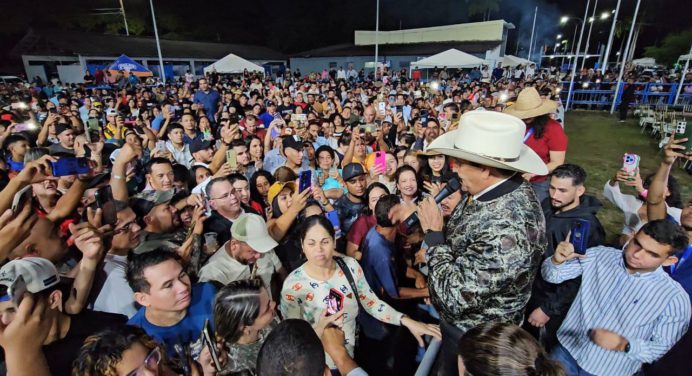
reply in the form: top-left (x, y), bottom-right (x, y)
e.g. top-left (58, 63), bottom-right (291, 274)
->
top-left (198, 244), bottom-right (283, 290)
top-left (93, 254), bottom-right (138, 318)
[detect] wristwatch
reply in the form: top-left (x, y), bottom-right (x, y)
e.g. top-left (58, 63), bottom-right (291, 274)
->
top-left (624, 342), bottom-right (631, 353)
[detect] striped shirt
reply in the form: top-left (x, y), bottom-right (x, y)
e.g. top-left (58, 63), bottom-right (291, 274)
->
top-left (542, 246), bottom-right (691, 376)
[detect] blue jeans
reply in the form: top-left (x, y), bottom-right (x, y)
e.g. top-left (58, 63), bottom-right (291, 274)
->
top-left (551, 344), bottom-right (597, 376)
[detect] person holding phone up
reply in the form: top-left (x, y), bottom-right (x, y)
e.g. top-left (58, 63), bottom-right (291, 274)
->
top-left (543, 220), bottom-right (690, 376)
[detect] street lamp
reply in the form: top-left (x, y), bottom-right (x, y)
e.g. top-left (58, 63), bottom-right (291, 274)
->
top-left (600, 11), bottom-right (610, 20)
top-left (560, 16), bottom-right (569, 24)
top-left (589, 16), bottom-right (595, 23)
top-left (557, 34), bottom-right (563, 39)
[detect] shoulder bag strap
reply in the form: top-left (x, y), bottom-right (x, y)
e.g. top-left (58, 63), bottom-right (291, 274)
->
top-left (333, 256), bottom-right (365, 311)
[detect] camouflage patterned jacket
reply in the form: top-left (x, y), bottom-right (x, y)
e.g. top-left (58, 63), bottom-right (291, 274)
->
top-left (425, 174), bottom-right (546, 332)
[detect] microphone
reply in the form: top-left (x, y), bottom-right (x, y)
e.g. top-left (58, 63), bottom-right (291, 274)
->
top-left (403, 177), bottom-right (462, 229)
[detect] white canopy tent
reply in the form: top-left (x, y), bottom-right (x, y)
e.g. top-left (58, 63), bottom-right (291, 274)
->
top-left (410, 49), bottom-right (487, 70)
top-left (500, 55), bottom-right (533, 67)
top-left (679, 53), bottom-right (692, 62)
top-left (203, 53), bottom-right (264, 75)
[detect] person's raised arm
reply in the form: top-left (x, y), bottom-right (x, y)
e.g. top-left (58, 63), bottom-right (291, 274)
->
top-left (63, 218), bottom-right (107, 315)
top-left (267, 189), bottom-right (310, 241)
top-left (341, 132), bottom-right (358, 168)
top-left (648, 138), bottom-right (691, 221)
top-left (209, 123), bottom-right (239, 174)
top-left (322, 327), bottom-right (361, 376)
top-left (0, 293), bottom-right (52, 376)
top-left (0, 155), bottom-right (56, 214)
top-left (111, 142), bottom-right (143, 202)
top-left (37, 113), bottom-right (58, 146)
top-left (156, 107), bottom-right (172, 139)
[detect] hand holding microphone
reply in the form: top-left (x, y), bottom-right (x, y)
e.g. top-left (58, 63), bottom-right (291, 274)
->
top-left (405, 177), bottom-right (461, 230)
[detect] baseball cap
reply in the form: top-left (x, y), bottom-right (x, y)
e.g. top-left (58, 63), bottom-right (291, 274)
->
top-left (130, 189), bottom-right (175, 218)
top-left (54, 123), bottom-right (72, 136)
top-left (342, 163), bottom-right (366, 182)
top-left (106, 108), bottom-right (117, 117)
top-left (189, 138), bottom-right (212, 154)
top-left (231, 213), bottom-right (278, 253)
top-left (267, 181), bottom-right (296, 206)
top-left (0, 257), bottom-right (60, 302)
top-left (282, 135), bottom-right (304, 152)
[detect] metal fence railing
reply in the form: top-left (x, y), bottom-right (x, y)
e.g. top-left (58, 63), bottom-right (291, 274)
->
top-left (559, 81), bottom-right (692, 109)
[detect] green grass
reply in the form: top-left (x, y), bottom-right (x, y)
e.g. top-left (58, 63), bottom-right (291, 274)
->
top-left (564, 110), bottom-right (692, 243)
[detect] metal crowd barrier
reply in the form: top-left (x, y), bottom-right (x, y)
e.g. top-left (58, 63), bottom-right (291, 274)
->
top-left (559, 81), bottom-right (692, 109)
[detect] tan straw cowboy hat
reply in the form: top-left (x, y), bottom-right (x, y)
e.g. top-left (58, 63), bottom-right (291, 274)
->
top-left (503, 87), bottom-right (557, 119)
top-left (425, 111), bottom-right (548, 175)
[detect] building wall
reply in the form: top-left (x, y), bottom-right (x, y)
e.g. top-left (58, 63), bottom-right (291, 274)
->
top-left (355, 20), bottom-right (506, 45)
top-left (289, 55), bottom-right (430, 75)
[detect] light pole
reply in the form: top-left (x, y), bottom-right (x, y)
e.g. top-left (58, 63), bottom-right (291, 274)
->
top-left (149, 0), bottom-right (165, 84)
top-left (528, 6), bottom-right (538, 61)
top-left (118, 0), bottom-right (129, 36)
top-left (674, 44), bottom-right (692, 105)
top-left (564, 0), bottom-right (591, 111)
top-left (580, 0), bottom-right (599, 70)
top-left (602, 2), bottom-right (621, 74)
top-left (374, 0), bottom-right (380, 80)
top-left (610, 0), bottom-right (642, 114)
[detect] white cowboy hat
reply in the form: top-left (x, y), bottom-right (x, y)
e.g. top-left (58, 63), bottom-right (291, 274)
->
top-left (425, 111), bottom-right (548, 176)
top-left (503, 87), bottom-right (557, 119)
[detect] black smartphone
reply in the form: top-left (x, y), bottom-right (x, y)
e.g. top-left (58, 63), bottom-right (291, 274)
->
top-left (299, 170), bottom-right (312, 193)
top-left (673, 121), bottom-right (692, 152)
top-left (94, 186), bottom-right (117, 226)
top-left (11, 185), bottom-right (33, 214)
top-left (202, 319), bottom-right (222, 372)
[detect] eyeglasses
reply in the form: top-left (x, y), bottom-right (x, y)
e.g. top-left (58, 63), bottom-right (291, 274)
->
top-left (113, 220), bottom-right (137, 235)
top-left (210, 192), bottom-right (232, 201)
top-left (125, 347), bottom-right (161, 376)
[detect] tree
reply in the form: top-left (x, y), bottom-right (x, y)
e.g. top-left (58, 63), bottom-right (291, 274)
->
top-left (644, 29), bottom-right (692, 66)
top-left (466, 0), bottom-right (500, 21)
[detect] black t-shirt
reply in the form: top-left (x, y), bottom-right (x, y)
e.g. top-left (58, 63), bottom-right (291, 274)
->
top-left (44, 310), bottom-right (127, 376)
top-left (277, 104), bottom-right (296, 117)
top-left (203, 205), bottom-right (259, 247)
top-left (333, 195), bottom-right (365, 234)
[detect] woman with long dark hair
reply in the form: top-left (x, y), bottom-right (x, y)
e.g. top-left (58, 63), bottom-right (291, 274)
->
top-left (249, 170), bottom-right (275, 215)
top-left (345, 182), bottom-right (390, 260)
top-left (504, 87), bottom-right (567, 203)
top-left (280, 215), bottom-right (441, 372)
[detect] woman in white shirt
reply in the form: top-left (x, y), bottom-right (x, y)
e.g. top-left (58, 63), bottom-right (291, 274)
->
top-left (280, 215), bottom-right (440, 370)
top-left (603, 168), bottom-right (682, 245)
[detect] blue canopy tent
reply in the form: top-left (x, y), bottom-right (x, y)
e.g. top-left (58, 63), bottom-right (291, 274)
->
top-left (108, 54), bottom-right (153, 77)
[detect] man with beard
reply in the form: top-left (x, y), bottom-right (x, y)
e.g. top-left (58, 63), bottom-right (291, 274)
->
top-left (642, 138), bottom-right (692, 376)
top-left (413, 118), bottom-right (441, 151)
top-left (198, 213), bottom-right (285, 292)
top-left (523, 164), bottom-right (605, 350)
top-left (131, 190), bottom-right (182, 254)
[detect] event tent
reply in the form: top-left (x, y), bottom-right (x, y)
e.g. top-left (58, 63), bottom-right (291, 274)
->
top-left (679, 53), bottom-right (692, 62)
top-left (500, 55), bottom-right (533, 67)
top-left (410, 49), bottom-right (486, 69)
top-left (108, 54), bottom-right (153, 77)
top-left (203, 53), bottom-right (264, 75)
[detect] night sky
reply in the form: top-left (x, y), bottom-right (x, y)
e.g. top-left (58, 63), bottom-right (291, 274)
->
top-left (1, 0), bottom-right (690, 70)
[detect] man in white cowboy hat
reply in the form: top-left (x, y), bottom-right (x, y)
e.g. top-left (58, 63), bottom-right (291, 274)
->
top-left (503, 86), bottom-right (567, 203)
top-left (416, 111), bottom-right (548, 376)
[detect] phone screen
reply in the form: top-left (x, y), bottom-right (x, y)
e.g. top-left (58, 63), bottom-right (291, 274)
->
top-left (299, 170), bottom-right (312, 192)
top-left (326, 288), bottom-right (344, 316)
top-left (226, 150), bottom-right (238, 169)
top-left (95, 186), bottom-right (117, 226)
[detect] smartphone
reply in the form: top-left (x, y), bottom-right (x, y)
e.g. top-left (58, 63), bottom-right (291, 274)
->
top-left (570, 219), bottom-right (591, 255)
top-left (326, 210), bottom-right (342, 239)
top-left (673, 121), bottom-right (692, 152)
top-left (395, 105), bottom-right (403, 114)
top-left (622, 153), bottom-right (640, 176)
top-left (94, 186), bottom-right (117, 226)
top-left (451, 112), bottom-right (460, 123)
top-left (155, 140), bottom-right (166, 151)
top-left (374, 151), bottom-right (386, 173)
top-left (326, 287), bottom-right (344, 316)
top-left (11, 185), bottom-right (32, 214)
top-left (49, 108), bottom-right (58, 114)
top-left (299, 170), bottom-right (312, 193)
top-left (11, 276), bottom-right (27, 307)
top-left (378, 102), bottom-right (386, 115)
top-left (50, 157), bottom-right (91, 177)
top-left (202, 319), bottom-right (222, 372)
top-left (226, 150), bottom-right (237, 170)
top-left (420, 109), bottom-right (429, 124)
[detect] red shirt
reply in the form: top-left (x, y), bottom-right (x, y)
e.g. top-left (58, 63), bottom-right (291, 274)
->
top-left (524, 118), bottom-right (567, 182)
top-left (346, 214), bottom-right (376, 247)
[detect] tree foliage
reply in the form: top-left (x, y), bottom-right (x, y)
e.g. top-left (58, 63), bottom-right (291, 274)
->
top-left (644, 29), bottom-right (692, 66)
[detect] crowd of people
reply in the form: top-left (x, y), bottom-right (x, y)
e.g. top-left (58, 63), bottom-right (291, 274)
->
top-left (0, 63), bottom-right (689, 376)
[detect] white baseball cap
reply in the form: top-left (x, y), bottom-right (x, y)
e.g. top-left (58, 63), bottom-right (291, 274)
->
top-left (231, 213), bottom-right (278, 253)
top-left (0, 257), bottom-right (60, 301)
